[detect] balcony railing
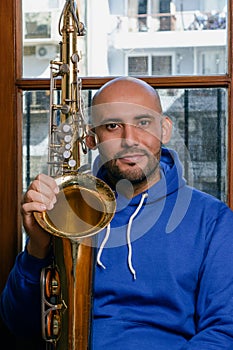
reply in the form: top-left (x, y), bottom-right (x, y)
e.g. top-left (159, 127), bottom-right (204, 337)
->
top-left (112, 10), bottom-right (226, 33)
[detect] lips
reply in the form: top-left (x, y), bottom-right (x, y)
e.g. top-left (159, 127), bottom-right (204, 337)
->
top-left (118, 153), bottom-right (146, 164)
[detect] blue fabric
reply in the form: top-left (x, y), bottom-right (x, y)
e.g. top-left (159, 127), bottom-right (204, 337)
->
top-left (0, 244), bottom-right (52, 338)
top-left (1, 148), bottom-right (233, 349)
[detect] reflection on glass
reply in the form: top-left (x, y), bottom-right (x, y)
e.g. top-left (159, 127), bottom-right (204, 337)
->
top-left (22, 88), bottom-right (227, 202)
top-left (22, 0), bottom-right (227, 78)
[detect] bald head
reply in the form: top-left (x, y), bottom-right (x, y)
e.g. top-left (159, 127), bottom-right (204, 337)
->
top-left (92, 77), bottom-right (162, 115)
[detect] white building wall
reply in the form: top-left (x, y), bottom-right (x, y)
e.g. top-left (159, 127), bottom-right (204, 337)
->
top-left (86, 0), bottom-right (110, 75)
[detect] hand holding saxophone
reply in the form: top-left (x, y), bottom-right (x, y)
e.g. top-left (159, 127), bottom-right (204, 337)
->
top-left (21, 173), bottom-right (59, 259)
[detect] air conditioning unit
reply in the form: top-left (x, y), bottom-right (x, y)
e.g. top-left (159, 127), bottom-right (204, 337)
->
top-left (36, 45), bottom-right (57, 59)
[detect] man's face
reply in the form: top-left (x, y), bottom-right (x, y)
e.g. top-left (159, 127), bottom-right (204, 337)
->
top-left (91, 102), bottom-right (165, 185)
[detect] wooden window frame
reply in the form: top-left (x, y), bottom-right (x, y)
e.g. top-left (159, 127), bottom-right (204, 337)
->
top-left (0, 0), bottom-right (233, 292)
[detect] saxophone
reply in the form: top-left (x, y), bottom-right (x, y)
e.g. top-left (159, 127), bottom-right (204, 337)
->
top-left (34, 1), bottom-right (116, 348)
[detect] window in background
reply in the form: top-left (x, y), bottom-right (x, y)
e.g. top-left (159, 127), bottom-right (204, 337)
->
top-left (138, 0), bottom-right (148, 31)
top-left (152, 55), bottom-right (172, 75)
top-left (22, 0), bottom-right (227, 78)
top-left (128, 56), bottom-right (149, 75)
top-left (163, 88), bottom-right (227, 202)
top-left (127, 54), bottom-right (173, 75)
top-left (21, 1), bottom-right (228, 215)
top-left (22, 88), bottom-right (227, 202)
top-left (18, 1), bottom-right (231, 249)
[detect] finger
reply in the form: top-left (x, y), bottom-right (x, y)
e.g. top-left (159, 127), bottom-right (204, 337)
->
top-left (31, 174), bottom-right (59, 196)
top-left (35, 174), bottom-right (59, 194)
top-left (21, 201), bottom-right (47, 216)
top-left (23, 175), bottom-right (58, 206)
top-left (23, 188), bottom-right (57, 210)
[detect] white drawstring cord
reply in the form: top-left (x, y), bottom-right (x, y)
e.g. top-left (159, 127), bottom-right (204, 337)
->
top-left (97, 192), bottom-right (148, 279)
top-left (97, 223), bottom-right (111, 269)
top-left (126, 192), bottom-right (148, 280)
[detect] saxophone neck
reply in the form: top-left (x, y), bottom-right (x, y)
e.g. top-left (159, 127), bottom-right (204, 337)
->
top-left (60, 0), bottom-right (86, 37)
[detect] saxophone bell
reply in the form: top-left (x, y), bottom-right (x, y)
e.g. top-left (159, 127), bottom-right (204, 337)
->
top-left (34, 172), bottom-right (116, 241)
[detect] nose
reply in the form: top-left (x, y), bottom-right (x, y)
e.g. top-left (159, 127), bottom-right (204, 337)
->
top-left (121, 124), bottom-right (140, 147)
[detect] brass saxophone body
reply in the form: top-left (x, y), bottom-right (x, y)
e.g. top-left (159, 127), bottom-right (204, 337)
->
top-left (34, 1), bottom-right (116, 348)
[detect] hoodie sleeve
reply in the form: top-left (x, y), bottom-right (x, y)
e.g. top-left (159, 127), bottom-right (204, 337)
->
top-left (182, 206), bottom-right (233, 349)
top-left (0, 243), bottom-right (52, 338)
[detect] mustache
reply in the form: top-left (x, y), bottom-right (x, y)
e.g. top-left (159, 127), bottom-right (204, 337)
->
top-left (113, 147), bottom-right (148, 159)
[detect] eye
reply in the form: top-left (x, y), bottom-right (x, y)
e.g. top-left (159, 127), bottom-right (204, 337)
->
top-left (138, 119), bottom-right (151, 128)
top-left (106, 123), bottom-right (120, 130)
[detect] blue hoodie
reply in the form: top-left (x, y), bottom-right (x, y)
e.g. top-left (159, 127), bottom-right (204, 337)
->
top-left (1, 148), bottom-right (233, 349)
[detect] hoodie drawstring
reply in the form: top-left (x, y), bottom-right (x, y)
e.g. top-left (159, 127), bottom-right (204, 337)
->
top-left (97, 223), bottom-right (110, 269)
top-left (97, 192), bottom-right (148, 280)
top-left (126, 192), bottom-right (148, 279)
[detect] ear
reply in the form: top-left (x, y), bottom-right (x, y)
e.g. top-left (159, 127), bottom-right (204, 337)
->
top-left (161, 116), bottom-right (172, 144)
top-left (85, 133), bottom-right (98, 150)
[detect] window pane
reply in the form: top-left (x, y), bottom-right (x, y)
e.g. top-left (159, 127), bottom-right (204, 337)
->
top-left (22, 91), bottom-right (50, 190)
top-left (152, 56), bottom-right (172, 75)
top-left (22, 88), bottom-right (227, 202)
top-left (22, 89), bottom-right (91, 190)
top-left (22, 0), bottom-right (228, 78)
top-left (128, 56), bottom-right (148, 75)
top-left (160, 88), bottom-right (227, 202)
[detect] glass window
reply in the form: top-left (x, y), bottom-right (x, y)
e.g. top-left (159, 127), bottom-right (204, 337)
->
top-left (22, 91), bottom-right (50, 190)
top-left (22, 0), bottom-right (228, 78)
top-left (11, 0), bottom-right (232, 265)
top-left (127, 55), bottom-right (173, 75)
top-left (128, 56), bottom-right (148, 75)
top-left (163, 88), bottom-right (227, 201)
top-left (152, 55), bottom-right (172, 75)
top-left (22, 88), bottom-right (227, 202)
top-left (20, 1), bottom-right (229, 205)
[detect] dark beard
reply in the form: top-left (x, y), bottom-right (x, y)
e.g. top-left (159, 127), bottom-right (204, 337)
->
top-left (103, 148), bottom-right (161, 185)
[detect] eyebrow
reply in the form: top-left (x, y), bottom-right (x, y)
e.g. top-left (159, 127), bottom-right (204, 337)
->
top-left (98, 114), bottom-right (157, 124)
top-left (134, 113), bottom-right (158, 120)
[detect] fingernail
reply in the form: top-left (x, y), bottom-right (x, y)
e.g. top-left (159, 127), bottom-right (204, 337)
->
top-left (54, 186), bottom-right (59, 194)
top-left (47, 203), bottom-right (54, 210)
top-left (40, 204), bottom-right (47, 211)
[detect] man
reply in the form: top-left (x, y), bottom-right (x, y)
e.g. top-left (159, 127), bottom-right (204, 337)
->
top-left (1, 77), bottom-right (233, 349)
